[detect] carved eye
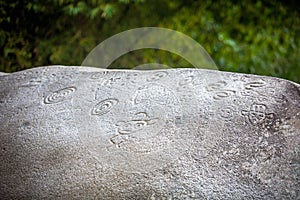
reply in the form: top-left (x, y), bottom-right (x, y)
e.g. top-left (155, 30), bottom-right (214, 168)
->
top-left (147, 71), bottom-right (167, 81)
top-left (123, 123), bottom-right (131, 128)
top-left (116, 121), bottom-right (124, 126)
top-left (249, 112), bottom-right (259, 122)
top-left (118, 122), bottom-right (133, 134)
top-left (215, 91), bottom-right (230, 98)
top-left (101, 103), bottom-right (111, 109)
top-left (134, 121), bottom-right (147, 130)
top-left (258, 113), bottom-right (265, 119)
top-left (223, 109), bottom-right (231, 115)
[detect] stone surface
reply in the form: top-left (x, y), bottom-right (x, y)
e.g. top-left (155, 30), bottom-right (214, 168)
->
top-left (0, 66), bottom-right (299, 199)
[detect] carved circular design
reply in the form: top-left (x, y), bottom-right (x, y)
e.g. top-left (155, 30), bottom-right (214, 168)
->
top-left (91, 98), bottom-right (118, 116)
top-left (219, 106), bottom-right (237, 121)
top-left (146, 71), bottom-right (168, 82)
top-left (44, 87), bottom-right (76, 104)
top-left (90, 71), bottom-right (109, 79)
top-left (178, 75), bottom-right (194, 86)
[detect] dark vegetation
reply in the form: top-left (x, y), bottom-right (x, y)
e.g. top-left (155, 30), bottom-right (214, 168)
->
top-left (0, 0), bottom-right (299, 83)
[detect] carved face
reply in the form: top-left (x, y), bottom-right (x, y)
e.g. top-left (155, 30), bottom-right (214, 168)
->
top-left (249, 104), bottom-right (266, 124)
top-left (116, 120), bottom-right (148, 135)
top-left (116, 112), bottom-right (158, 135)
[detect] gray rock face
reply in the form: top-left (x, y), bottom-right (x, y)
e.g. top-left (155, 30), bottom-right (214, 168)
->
top-left (0, 66), bottom-right (299, 199)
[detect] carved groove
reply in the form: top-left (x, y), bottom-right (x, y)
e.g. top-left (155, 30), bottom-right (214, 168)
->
top-left (91, 98), bottom-right (118, 116)
top-left (44, 87), bottom-right (76, 104)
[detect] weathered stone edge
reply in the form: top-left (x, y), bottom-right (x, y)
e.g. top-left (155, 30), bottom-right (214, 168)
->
top-left (1, 65), bottom-right (299, 87)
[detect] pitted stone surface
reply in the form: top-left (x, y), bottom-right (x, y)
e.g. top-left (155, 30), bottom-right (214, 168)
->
top-left (0, 66), bottom-right (299, 199)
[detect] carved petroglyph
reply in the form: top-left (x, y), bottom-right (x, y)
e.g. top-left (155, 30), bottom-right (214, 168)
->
top-left (244, 81), bottom-right (267, 90)
top-left (1, 66), bottom-right (299, 199)
top-left (110, 112), bottom-right (160, 147)
top-left (175, 74), bottom-right (198, 104)
top-left (91, 98), bottom-right (118, 116)
top-left (242, 104), bottom-right (274, 125)
top-left (13, 69), bottom-right (48, 88)
top-left (101, 77), bottom-right (122, 87)
top-left (117, 116), bottom-right (157, 135)
top-left (15, 70), bottom-right (43, 80)
top-left (20, 78), bottom-right (42, 87)
top-left (123, 72), bottom-right (140, 84)
top-left (147, 71), bottom-right (168, 82)
top-left (206, 81), bottom-right (227, 91)
top-left (109, 134), bottom-right (128, 147)
top-left (240, 78), bottom-right (268, 98)
top-left (116, 112), bottom-right (158, 135)
top-left (90, 71), bottom-right (123, 89)
top-left (213, 90), bottom-right (236, 100)
top-left (178, 75), bottom-right (194, 86)
top-left (206, 81), bottom-right (236, 100)
top-left (255, 87), bottom-right (288, 104)
top-left (219, 105), bottom-right (237, 122)
top-left (90, 71), bottom-right (109, 79)
top-left (44, 86), bottom-right (76, 104)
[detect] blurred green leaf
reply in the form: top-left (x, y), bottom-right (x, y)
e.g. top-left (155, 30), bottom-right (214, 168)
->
top-left (0, 0), bottom-right (299, 83)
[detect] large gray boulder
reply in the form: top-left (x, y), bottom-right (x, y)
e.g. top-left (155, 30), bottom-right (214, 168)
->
top-left (0, 66), bottom-right (299, 199)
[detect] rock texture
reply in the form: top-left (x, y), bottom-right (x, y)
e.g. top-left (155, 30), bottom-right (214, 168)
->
top-left (0, 66), bottom-right (299, 199)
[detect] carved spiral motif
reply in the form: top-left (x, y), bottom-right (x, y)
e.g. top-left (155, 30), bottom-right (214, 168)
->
top-left (44, 87), bottom-right (76, 104)
top-left (91, 98), bottom-right (118, 116)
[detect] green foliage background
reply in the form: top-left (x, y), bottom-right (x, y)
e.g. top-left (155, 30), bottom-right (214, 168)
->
top-left (1, 0), bottom-right (299, 83)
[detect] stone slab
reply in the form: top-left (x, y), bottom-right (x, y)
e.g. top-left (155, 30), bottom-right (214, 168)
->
top-left (0, 66), bottom-right (299, 199)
